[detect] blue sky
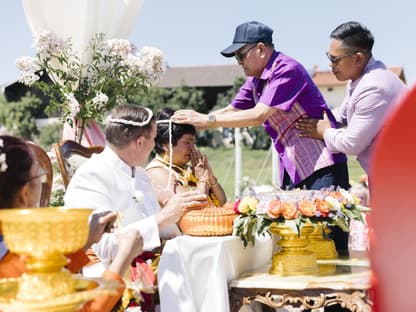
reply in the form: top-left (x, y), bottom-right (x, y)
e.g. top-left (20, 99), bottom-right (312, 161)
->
top-left (2, 0), bottom-right (415, 87)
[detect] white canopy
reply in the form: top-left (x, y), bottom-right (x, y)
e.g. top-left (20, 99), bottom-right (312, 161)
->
top-left (22, 0), bottom-right (144, 64)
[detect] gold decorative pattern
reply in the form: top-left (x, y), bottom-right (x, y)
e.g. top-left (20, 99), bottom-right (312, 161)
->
top-left (246, 290), bottom-right (372, 312)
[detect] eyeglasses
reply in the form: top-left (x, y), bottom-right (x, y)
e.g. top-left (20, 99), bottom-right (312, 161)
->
top-left (26, 170), bottom-right (47, 184)
top-left (235, 45), bottom-right (256, 62)
top-left (326, 52), bottom-right (354, 65)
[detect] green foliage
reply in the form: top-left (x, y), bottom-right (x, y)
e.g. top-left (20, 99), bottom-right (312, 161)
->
top-left (0, 93), bottom-right (42, 140)
top-left (130, 85), bottom-right (206, 114)
top-left (38, 122), bottom-right (63, 151)
top-left (215, 76), bottom-right (245, 110)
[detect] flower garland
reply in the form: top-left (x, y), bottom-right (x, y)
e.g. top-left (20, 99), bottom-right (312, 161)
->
top-left (233, 188), bottom-right (369, 247)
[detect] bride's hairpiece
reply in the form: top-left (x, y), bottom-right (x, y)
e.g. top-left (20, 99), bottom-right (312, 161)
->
top-left (0, 139), bottom-right (8, 173)
top-left (108, 107), bottom-right (153, 127)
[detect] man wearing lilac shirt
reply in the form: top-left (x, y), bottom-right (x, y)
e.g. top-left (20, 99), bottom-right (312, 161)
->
top-left (297, 21), bottom-right (407, 176)
top-left (173, 21), bottom-right (350, 255)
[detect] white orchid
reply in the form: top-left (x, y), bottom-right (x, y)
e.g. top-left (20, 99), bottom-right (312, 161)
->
top-left (64, 93), bottom-right (80, 118)
top-left (92, 91), bottom-right (109, 107)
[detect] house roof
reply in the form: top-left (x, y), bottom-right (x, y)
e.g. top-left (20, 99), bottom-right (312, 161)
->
top-left (312, 66), bottom-right (406, 86)
top-left (157, 64), bottom-right (244, 88)
top-left (157, 64), bottom-right (406, 89)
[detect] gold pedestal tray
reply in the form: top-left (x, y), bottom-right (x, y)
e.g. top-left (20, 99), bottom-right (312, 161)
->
top-left (269, 224), bottom-right (318, 276)
top-left (0, 207), bottom-right (120, 311)
top-left (306, 224), bottom-right (338, 260)
top-left (0, 276), bottom-right (119, 312)
top-left (302, 224), bottom-right (337, 275)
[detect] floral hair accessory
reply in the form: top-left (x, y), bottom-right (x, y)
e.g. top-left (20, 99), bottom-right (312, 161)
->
top-left (107, 107), bottom-right (153, 127)
top-left (0, 139), bottom-right (7, 173)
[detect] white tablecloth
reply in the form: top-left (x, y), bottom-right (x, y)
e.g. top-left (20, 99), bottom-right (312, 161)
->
top-left (158, 235), bottom-right (273, 312)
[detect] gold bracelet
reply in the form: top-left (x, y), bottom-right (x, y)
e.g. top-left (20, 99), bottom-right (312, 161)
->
top-left (210, 179), bottom-right (219, 187)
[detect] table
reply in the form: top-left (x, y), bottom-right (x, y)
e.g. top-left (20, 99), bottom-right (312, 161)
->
top-left (229, 258), bottom-right (372, 312)
top-left (157, 235), bottom-right (273, 312)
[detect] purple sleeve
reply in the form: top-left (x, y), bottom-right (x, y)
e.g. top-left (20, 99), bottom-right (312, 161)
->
top-left (231, 78), bottom-right (256, 110)
top-left (258, 64), bottom-right (304, 112)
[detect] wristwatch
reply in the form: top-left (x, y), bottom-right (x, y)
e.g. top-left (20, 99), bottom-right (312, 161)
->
top-left (207, 114), bottom-right (216, 125)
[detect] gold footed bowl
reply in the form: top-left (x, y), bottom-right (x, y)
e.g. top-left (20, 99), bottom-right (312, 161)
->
top-left (301, 223), bottom-right (337, 275)
top-left (269, 224), bottom-right (318, 276)
top-left (0, 276), bottom-right (118, 312)
top-left (0, 207), bottom-right (119, 311)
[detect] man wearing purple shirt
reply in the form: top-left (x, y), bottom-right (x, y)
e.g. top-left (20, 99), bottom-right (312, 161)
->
top-left (297, 21), bottom-right (407, 177)
top-left (173, 21), bottom-right (350, 256)
top-left (174, 21), bottom-right (348, 191)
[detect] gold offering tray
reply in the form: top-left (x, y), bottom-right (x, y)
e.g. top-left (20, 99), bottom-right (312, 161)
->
top-left (0, 275), bottom-right (119, 312)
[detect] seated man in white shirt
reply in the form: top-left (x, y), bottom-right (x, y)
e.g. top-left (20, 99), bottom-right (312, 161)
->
top-left (64, 104), bottom-right (208, 268)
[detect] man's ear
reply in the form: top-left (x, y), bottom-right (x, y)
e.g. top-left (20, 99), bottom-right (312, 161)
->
top-left (354, 51), bottom-right (366, 65)
top-left (135, 135), bottom-right (144, 148)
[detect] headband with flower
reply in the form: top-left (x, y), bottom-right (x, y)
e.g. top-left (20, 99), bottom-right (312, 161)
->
top-left (107, 107), bottom-right (154, 127)
top-left (0, 139), bottom-right (8, 172)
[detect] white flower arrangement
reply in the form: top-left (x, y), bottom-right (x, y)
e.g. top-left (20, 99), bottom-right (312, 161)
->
top-left (16, 30), bottom-right (166, 143)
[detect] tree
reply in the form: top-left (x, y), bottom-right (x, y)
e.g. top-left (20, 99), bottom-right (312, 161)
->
top-left (0, 93), bottom-right (43, 140)
top-left (130, 84), bottom-right (205, 113)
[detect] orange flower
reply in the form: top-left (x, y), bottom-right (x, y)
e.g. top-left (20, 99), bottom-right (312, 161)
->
top-left (266, 199), bottom-right (282, 219)
top-left (281, 201), bottom-right (299, 220)
top-left (314, 198), bottom-right (330, 216)
top-left (298, 199), bottom-right (317, 217)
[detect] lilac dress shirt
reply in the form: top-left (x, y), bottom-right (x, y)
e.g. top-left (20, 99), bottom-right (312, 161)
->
top-left (323, 57), bottom-right (407, 175)
top-left (231, 51), bottom-right (346, 185)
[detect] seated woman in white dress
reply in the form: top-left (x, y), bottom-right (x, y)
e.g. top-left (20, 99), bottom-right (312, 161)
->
top-left (146, 108), bottom-right (226, 208)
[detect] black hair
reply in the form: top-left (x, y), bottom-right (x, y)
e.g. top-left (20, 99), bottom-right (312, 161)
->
top-left (330, 21), bottom-right (374, 52)
top-left (154, 108), bottom-right (196, 155)
top-left (0, 135), bottom-right (35, 208)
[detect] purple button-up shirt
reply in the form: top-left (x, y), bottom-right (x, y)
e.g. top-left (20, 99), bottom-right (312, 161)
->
top-left (231, 51), bottom-right (346, 185)
top-left (324, 57), bottom-right (407, 175)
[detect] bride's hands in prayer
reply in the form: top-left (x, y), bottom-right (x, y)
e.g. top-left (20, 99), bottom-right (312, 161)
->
top-left (155, 190), bottom-right (208, 230)
top-left (191, 148), bottom-right (210, 184)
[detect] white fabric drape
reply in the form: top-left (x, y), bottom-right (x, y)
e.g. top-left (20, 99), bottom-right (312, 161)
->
top-left (22, 0), bottom-right (144, 146)
top-left (22, 0), bottom-right (144, 64)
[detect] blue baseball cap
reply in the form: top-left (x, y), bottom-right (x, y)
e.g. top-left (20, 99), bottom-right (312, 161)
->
top-left (221, 21), bottom-right (273, 57)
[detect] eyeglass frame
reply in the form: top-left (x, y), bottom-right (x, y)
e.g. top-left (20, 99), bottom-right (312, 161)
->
top-left (235, 44), bottom-right (257, 62)
top-left (25, 170), bottom-right (48, 184)
top-left (326, 50), bottom-right (368, 65)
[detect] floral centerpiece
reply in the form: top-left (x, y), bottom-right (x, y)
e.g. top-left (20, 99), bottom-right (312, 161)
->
top-left (16, 30), bottom-right (166, 143)
top-left (232, 188), bottom-right (368, 247)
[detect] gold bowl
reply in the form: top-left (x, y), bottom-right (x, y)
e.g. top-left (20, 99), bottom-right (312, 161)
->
top-left (0, 207), bottom-right (92, 258)
top-left (0, 207), bottom-right (93, 302)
